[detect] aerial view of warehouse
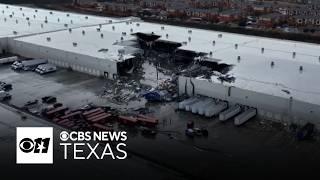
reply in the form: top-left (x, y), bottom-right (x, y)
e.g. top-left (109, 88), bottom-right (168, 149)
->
top-left (1, 2), bottom-right (320, 178)
top-left (1, 2), bottom-right (320, 130)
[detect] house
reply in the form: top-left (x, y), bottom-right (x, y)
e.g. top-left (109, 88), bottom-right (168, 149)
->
top-left (294, 15), bottom-right (320, 26)
top-left (185, 8), bottom-right (219, 21)
top-left (258, 13), bottom-right (286, 28)
top-left (218, 9), bottom-right (241, 22)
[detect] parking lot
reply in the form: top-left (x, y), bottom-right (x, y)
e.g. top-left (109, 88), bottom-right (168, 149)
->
top-left (1, 64), bottom-right (320, 178)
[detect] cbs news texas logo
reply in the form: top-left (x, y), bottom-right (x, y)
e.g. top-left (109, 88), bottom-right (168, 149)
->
top-left (16, 127), bottom-right (53, 164)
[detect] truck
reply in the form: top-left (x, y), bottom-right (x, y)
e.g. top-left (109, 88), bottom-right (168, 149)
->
top-left (35, 64), bottom-right (57, 74)
top-left (11, 59), bottom-right (47, 71)
top-left (0, 91), bottom-right (11, 101)
top-left (0, 56), bottom-right (19, 65)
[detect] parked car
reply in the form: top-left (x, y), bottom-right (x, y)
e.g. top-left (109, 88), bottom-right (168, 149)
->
top-left (35, 64), bottom-right (57, 74)
top-left (11, 59), bottom-right (47, 71)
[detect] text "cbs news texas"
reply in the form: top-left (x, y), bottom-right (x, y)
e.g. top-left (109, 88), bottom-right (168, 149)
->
top-left (16, 127), bottom-right (128, 164)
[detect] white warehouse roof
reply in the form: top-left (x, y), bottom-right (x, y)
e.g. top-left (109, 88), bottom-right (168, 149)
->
top-left (0, 3), bottom-right (130, 38)
top-left (14, 20), bottom-right (320, 105)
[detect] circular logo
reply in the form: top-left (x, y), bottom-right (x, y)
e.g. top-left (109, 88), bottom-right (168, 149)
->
top-left (60, 131), bottom-right (69, 141)
top-left (19, 138), bottom-right (35, 153)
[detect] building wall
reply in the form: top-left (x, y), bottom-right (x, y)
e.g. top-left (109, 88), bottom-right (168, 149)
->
top-left (0, 37), bottom-right (8, 54)
top-left (7, 39), bottom-right (119, 79)
top-left (179, 76), bottom-right (320, 127)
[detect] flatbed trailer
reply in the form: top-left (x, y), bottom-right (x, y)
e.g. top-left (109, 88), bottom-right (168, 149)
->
top-left (83, 108), bottom-right (102, 116)
top-left (118, 116), bottom-right (138, 126)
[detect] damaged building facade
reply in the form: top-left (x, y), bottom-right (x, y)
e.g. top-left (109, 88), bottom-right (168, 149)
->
top-left (1, 3), bottom-right (320, 127)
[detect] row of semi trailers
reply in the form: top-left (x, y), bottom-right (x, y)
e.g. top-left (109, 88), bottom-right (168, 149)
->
top-left (178, 97), bottom-right (257, 126)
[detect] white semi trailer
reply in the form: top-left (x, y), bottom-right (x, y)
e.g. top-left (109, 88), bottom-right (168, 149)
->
top-left (234, 108), bottom-right (257, 126)
top-left (0, 56), bottom-right (18, 65)
top-left (191, 98), bottom-right (210, 114)
top-left (219, 105), bottom-right (241, 121)
top-left (178, 97), bottom-right (197, 110)
top-left (204, 101), bottom-right (228, 117)
top-left (185, 98), bottom-right (201, 112)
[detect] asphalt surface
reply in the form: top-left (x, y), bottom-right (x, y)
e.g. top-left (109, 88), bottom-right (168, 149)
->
top-left (0, 64), bottom-right (320, 179)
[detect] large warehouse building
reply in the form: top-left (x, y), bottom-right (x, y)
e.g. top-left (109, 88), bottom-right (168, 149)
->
top-left (0, 3), bottom-right (320, 126)
top-left (0, 3), bottom-right (132, 53)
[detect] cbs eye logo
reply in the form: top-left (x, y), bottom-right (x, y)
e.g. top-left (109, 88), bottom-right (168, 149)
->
top-left (19, 138), bottom-right (50, 153)
top-left (16, 127), bottom-right (53, 164)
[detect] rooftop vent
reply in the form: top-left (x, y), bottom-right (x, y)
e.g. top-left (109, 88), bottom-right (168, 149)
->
top-left (58, 18), bottom-right (60, 22)
top-left (13, 31), bottom-right (17, 35)
top-left (16, 19), bottom-right (18, 24)
top-left (188, 37), bottom-right (191, 42)
top-left (218, 34), bottom-right (223, 38)
top-left (99, 24), bottom-right (102, 28)
top-left (235, 44), bottom-right (238, 49)
top-left (161, 26), bottom-right (165, 30)
top-left (166, 34), bottom-right (169, 38)
top-left (6, 5), bottom-right (9, 9)
top-left (261, 47), bottom-right (264, 53)
top-left (82, 30), bottom-right (85, 35)
top-left (69, 28), bottom-right (72, 33)
top-left (130, 28), bottom-right (133, 32)
top-left (85, 16), bottom-right (88, 19)
top-left (112, 26), bottom-right (115, 30)
top-left (293, 52), bottom-right (296, 58)
top-left (20, 8), bottom-right (22, 11)
top-left (35, 9), bottom-right (38, 12)
top-left (44, 20), bottom-right (48, 23)
top-left (50, 11), bottom-right (53, 15)
top-left (188, 30), bottom-right (192, 34)
top-left (122, 32), bottom-right (126, 36)
top-left (299, 65), bottom-right (303, 72)
top-left (109, 20), bottom-right (112, 23)
top-left (212, 40), bottom-right (216, 46)
top-left (4, 18), bottom-right (6, 22)
top-left (126, 21), bottom-right (129, 25)
top-left (41, 24), bottom-right (43, 28)
top-left (136, 23), bottom-right (140, 27)
top-left (70, 20), bottom-right (73, 24)
top-left (26, 17), bottom-right (29, 21)
top-left (271, 61), bottom-right (274, 67)
top-left (22, 13), bottom-right (25, 17)
top-left (9, 15), bottom-right (12, 18)
top-left (64, 24), bottom-right (68, 27)
top-left (66, 14), bottom-right (70, 17)
top-left (97, 28), bottom-right (101, 32)
top-left (33, 15), bottom-right (36, 18)
top-left (121, 37), bottom-right (124, 41)
top-left (46, 37), bottom-right (51, 42)
top-left (182, 41), bottom-right (187, 45)
top-left (209, 51), bottom-right (213, 56)
top-left (28, 22), bottom-right (30, 26)
top-left (237, 56), bottom-right (241, 61)
top-left (73, 42), bottom-right (77, 47)
top-left (101, 33), bottom-right (104, 38)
